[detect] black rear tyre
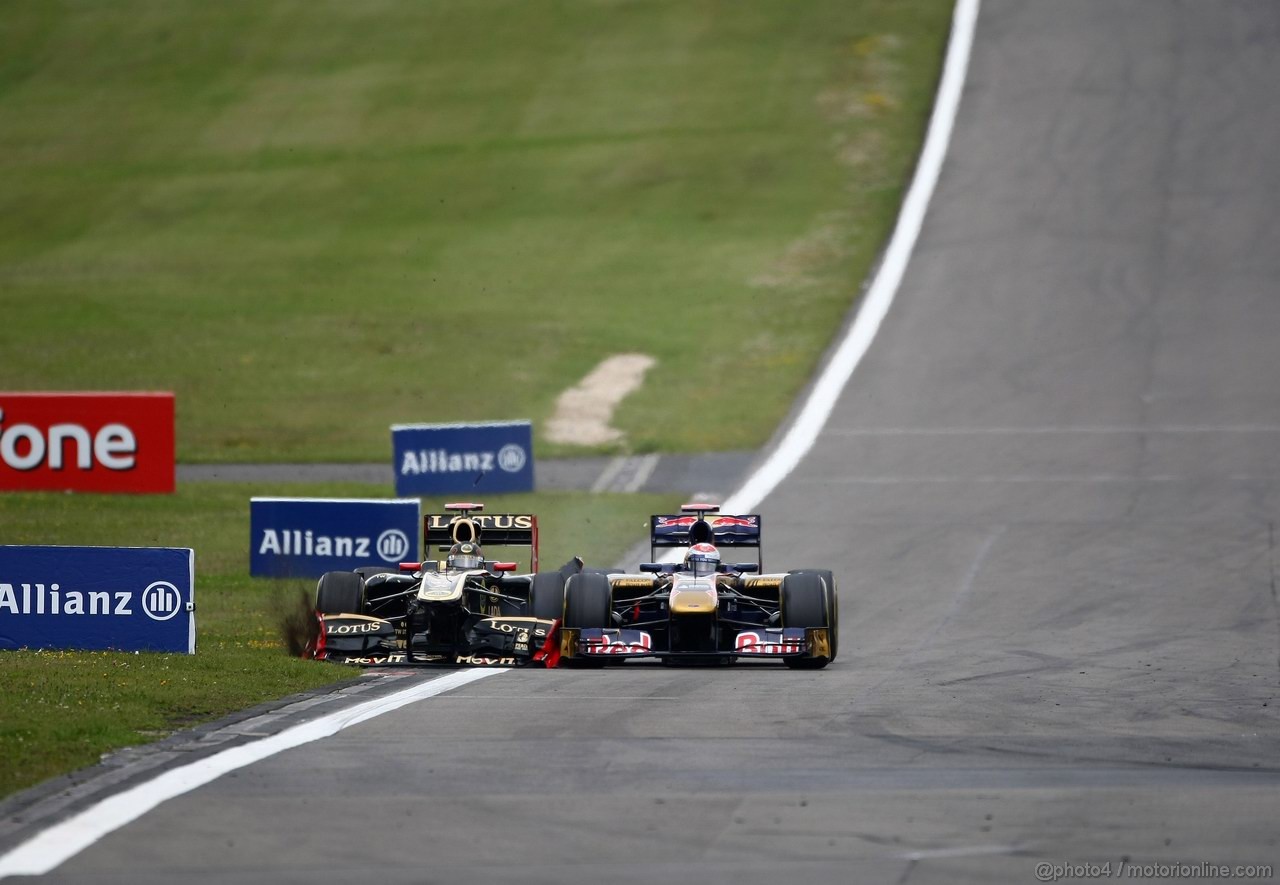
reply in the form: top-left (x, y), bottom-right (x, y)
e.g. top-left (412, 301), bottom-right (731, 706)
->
top-left (780, 572), bottom-right (833, 669)
top-left (316, 571), bottom-right (365, 615)
top-left (529, 572), bottom-right (568, 621)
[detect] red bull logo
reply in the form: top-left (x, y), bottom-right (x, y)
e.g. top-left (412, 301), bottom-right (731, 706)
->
top-left (656, 516), bottom-right (699, 528)
top-left (712, 516), bottom-right (758, 528)
top-left (735, 631), bottom-right (803, 655)
top-left (584, 631), bottom-right (653, 655)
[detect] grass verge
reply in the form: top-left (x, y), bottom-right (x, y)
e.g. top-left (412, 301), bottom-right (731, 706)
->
top-left (0, 0), bottom-right (953, 461)
top-left (0, 485), bottom-right (683, 799)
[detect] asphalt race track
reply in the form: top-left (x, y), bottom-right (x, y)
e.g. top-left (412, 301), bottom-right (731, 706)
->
top-left (12, 1), bottom-right (1280, 882)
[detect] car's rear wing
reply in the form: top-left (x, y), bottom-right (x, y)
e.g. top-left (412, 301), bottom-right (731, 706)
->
top-left (423, 502), bottom-right (539, 571)
top-left (650, 504), bottom-right (761, 567)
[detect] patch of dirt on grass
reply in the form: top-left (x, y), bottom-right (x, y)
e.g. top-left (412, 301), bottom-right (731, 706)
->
top-left (546, 353), bottom-right (656, 446)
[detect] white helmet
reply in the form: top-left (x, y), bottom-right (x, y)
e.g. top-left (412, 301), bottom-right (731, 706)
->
top-left (684, 542), bottom-right (720, 576)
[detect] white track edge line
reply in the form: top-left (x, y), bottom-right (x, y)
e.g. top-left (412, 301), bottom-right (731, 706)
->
top-left (0, 668), bottom-right (502, 879)
top-left (720, 0), bottom-right (980, 516)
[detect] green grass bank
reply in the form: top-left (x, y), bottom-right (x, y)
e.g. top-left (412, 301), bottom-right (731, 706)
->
top-left (0, 0), bottom-right (953, 461)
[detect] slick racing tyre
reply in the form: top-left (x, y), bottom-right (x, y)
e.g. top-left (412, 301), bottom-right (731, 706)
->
top-left (316, 571), bottom-right (365, 615)
top-left (563, 572), bottom-right (611, 628)
top-left (780, 571), bottom-right (835, 669)
top-left (785, 569), bottom-right (839, 662)
top-left (562, 572), bottom-right (612, 667)
top-left (529, 571), bottom-right (568, 621)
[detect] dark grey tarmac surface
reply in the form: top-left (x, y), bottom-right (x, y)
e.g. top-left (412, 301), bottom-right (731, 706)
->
top-left (177, 450), bottom-right (756, 498)
top-left (11, 1), bottom-right (1280, 882)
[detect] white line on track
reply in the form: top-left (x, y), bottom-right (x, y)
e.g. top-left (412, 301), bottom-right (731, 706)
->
top-left (591, 453), bottom-right (662, 494)
top-left (896, 844), bottom-right (1018, 861)
top-left (590, 456), bottom-right (630, 493)
top-left (621, 453), bottom-right (660, 493)
top-left (720, 0), bottom-right (980, 515)
top-left (0, 668), bottom-right (501, 879)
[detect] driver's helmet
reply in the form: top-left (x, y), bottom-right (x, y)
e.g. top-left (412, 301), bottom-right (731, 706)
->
top-left (683, 542), bottom-right (721, 577)
top-left (446, 542), bottom-right (484, 570)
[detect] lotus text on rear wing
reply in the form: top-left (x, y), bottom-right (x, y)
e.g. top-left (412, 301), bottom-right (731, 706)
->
top-left (424, 514), bottom-right (535, 531)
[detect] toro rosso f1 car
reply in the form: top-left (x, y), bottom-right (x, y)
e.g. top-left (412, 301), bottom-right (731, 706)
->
top-left (307, 503), bottom-right (571, 667)
top-left (558, 504), bottom-right (838, 668)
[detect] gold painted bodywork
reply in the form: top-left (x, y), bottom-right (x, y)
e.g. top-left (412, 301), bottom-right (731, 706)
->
top-left (559, 627), bottom-right (580, 659)
top-left (611, 578), bottom-right (657, 589)
top-left (669, 577), bottom-right (717, 614)
top-left (416, 569), bottom-right (487, 603)
top-left (805, 627), bottom-right (831, 660)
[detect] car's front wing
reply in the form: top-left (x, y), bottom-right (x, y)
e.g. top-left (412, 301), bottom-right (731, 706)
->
top-left (561, 626), bottom-right (831, 663)
top-left (311, 613), bottom-right (560, 667)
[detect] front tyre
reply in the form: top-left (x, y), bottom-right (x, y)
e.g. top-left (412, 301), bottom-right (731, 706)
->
top-left (563, 572), bottom-right (611, 627)
top-left (780, 571), bottom-right (835, 670)
top-left (529, 572), bottom-right (568, 621)
top-left (316, 571), bottom-right (365, 615)
top-left (562, 572), bottom-right (612, 667)
top-left (785, 570), bottom-right (838, 662)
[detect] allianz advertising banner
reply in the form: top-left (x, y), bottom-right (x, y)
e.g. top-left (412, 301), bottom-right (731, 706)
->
top-left (0, 546), bottom-right (195, 653)
top-left (392, 420), bottom-right (534, 496)
top-left (250, 498), bottom-right (420, 578)
top-left (0, 392), bottom-right (176, 494)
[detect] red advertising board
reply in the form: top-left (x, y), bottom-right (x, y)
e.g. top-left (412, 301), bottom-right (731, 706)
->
top-left (0, 393), bottom-right (175, 494)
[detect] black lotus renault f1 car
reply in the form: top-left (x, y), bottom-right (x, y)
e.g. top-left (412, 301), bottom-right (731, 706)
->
top-left (557, 504), bottom-right (838, 668)
top-left (307, 503), bottom-right (573, 667)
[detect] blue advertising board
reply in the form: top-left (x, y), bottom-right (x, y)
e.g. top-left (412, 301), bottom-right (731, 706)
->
top-left (0, 546), bottom-right (195, 654)
top-left (250, 497), bottom-right (421, 578)
top-left (392, 420), bottom-right (534, 496)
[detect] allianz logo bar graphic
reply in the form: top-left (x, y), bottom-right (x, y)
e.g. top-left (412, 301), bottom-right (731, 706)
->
top-left (257, 527), bottom-right (410, 562)
top-left (0, 580), bottom-right (184, 621)
top-left (399, 444), bottom-right (527, 475)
